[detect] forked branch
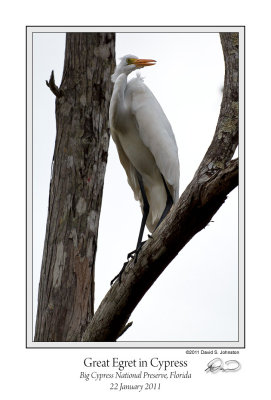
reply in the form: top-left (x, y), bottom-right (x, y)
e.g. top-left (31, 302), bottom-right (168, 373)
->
top-left (46, 70), bottom-right (63, 98)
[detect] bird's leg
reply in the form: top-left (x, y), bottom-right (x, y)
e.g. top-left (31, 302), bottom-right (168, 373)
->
top-left (127, 170), bottom-right (150, 263)
top-left (154, 174), bottom-right (173, 231)
top-left (110, 171), bottom-right (149, 286)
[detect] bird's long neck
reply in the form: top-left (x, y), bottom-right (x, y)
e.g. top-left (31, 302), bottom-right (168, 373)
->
top-left (110, 73), bottom-right (128, 116)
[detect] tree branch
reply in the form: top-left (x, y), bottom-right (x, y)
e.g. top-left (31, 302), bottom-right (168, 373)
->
top-left (117, 322), bottom-right (133, 339)
top-left (82, 32), bottom-right (239, 342)
top-left (46, 70), bottom-right (63, 98)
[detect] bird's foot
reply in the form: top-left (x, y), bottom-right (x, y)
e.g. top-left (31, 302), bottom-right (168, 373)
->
top-left (127, 240), bottom-right (146, 263)
top-left (127, 235), bottom-right (153, 262)
top-left (110, 261), bottom-right (129, 286)
top-left (110, 245), bottom-right (143, 285)
top-left (110, 237), bottom-right (152, 285)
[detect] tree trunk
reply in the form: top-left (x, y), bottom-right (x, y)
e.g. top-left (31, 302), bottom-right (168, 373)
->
top-left (34, 33), bottom-right (115, 341)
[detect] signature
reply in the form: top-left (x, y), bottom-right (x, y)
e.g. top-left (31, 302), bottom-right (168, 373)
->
top-left (205, 358), bottom-right (241, 373)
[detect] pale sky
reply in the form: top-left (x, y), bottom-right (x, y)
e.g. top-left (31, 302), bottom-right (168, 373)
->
top-left (33, 31), bottom-right (239, 342)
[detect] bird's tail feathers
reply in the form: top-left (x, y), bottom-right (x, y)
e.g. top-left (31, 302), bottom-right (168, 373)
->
top-left (145, 184), bottom-right (167, 233)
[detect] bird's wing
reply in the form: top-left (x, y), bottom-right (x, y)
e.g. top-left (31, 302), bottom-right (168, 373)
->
top-left (110, 127), bottom-right (141, 202)
top-left (128, 75), bottom-right (180, 201)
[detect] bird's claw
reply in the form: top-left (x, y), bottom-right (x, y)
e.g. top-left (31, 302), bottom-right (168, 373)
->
top-left (127, 242), bottom-right (143, 263)
top-left (127, 250), bottom-right (135, 260)
top-left (127, 237), bottom-right (151, 262)
top-left (111, 236), bottom-right (151, 285)
top-left (110, 261), bottom-right (129, 286)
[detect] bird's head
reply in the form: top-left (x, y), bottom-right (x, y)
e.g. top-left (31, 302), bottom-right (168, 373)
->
top-left (111, 54), bottom-right (156, 82)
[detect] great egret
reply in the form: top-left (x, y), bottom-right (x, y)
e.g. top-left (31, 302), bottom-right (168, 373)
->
top-left (109, 55), bottom-right (180, 284)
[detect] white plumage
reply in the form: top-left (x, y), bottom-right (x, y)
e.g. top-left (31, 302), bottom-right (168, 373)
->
top-left (109, 54), bottom-right (180, 235)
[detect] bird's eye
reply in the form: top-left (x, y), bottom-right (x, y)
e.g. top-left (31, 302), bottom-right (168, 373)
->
top-left (126, 58), bottom-right (136, 65)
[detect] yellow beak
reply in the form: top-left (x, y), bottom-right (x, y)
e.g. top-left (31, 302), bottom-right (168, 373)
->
top-left (133, 59), bottom-right (156, 67)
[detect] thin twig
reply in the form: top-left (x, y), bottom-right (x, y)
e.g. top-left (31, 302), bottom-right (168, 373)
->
top-left (117, 322), bottom-right (133, 339)
top-left (46, 70), bottom-right (63, 98)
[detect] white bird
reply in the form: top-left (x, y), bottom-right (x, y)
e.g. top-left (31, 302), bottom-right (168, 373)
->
top-left (109, 55), bottom-right (180, 283)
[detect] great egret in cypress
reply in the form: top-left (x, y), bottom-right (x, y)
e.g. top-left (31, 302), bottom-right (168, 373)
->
top-left (109, 55), bottom-right (180, 284)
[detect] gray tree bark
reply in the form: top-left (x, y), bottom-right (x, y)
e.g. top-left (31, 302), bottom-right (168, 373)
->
top-left (34, 33), bottom-right (115, 341)
top-left (81, 32), bottom-right (239, 342)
